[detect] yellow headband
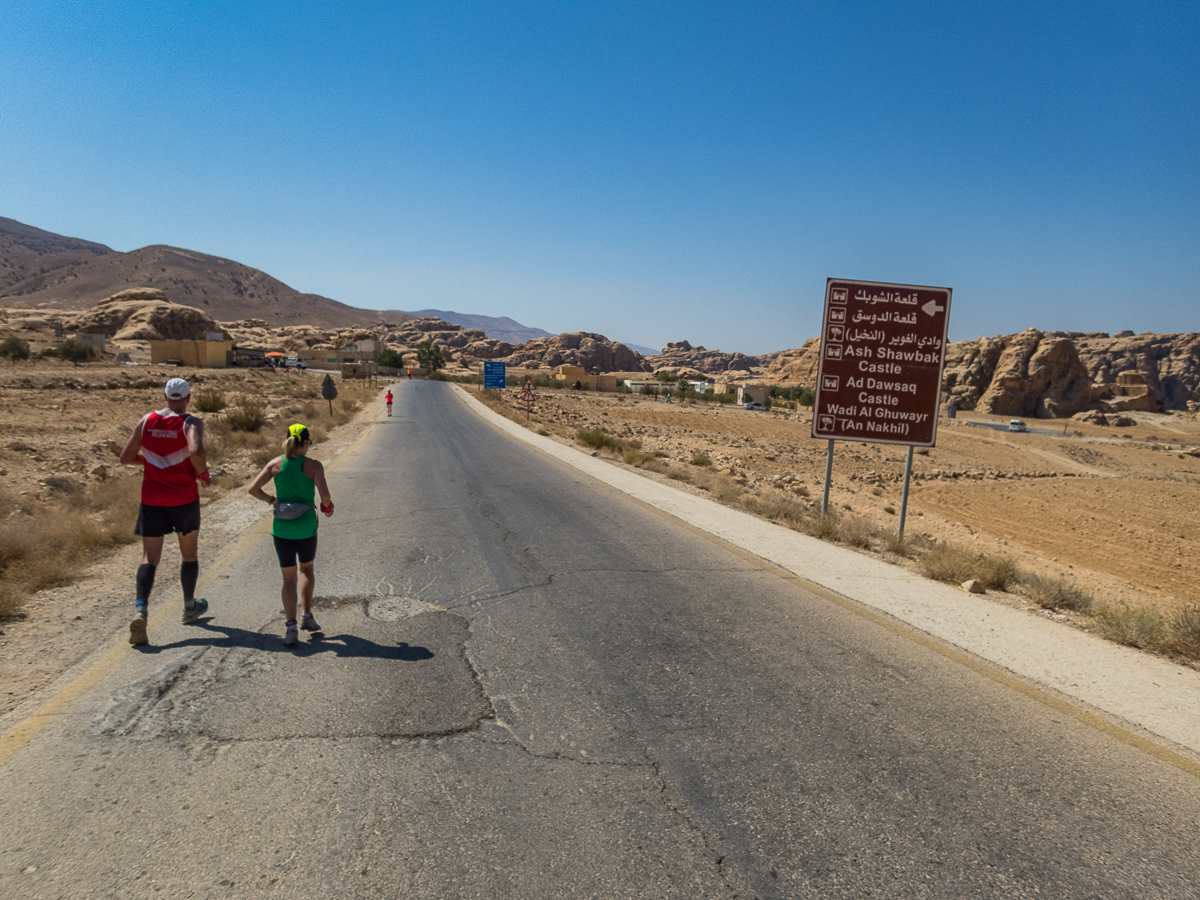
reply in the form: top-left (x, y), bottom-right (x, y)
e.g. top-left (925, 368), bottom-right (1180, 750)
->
top-left (288, 423), bottom-right (310, 442)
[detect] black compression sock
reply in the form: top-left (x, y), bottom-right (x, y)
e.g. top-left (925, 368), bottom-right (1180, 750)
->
top-left (136, 563), bottom-right (157, 602)
top-left (180, 561), bottom-right (199, 599)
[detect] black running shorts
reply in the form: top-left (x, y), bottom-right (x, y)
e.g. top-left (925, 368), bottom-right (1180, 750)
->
top-left (273, 534), bottom-right (318, 568)
top-left (134, 500), bottom-right (201, 538)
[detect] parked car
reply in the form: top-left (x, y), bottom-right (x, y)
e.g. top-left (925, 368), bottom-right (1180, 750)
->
top-left (1008, 418), bottom-right (1027, 432)
top-left (743, 402), bottom-right (769, 411)
top-left (282, 357), bottom-right (306, 369)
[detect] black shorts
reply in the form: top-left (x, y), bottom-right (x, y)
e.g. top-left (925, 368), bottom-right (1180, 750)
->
top-left (134, 500), bottom-right (201, 538)
top-left (273, 534), bottom-right (318, 568)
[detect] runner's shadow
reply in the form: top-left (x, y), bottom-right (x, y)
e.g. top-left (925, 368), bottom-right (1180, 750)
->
top-left (301, 633), bottom-right (434, 661)
top-left (137, 622), bottom-right (434, 661)
top-left (135, 621), bottom-right (275, 654)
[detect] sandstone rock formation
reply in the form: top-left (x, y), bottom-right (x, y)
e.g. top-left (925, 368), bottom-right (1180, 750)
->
top-left (68, 290), bottom-right (224, 341)
top-left (971, 329), bottom-right (1093, 418)
top-left (761, 338), bottom-right (821, 386)
top-left (647, 340), bottom-right (774, 376)
top-left (475, 332), bottom-right (649, 372)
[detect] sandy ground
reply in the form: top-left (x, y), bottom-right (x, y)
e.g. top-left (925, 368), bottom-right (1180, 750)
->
top-left (2, 361), bottom-right (1200, 723)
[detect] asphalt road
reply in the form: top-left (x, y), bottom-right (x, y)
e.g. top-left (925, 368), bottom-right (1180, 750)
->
top-left (3, 380), bottom-right (1200, 899)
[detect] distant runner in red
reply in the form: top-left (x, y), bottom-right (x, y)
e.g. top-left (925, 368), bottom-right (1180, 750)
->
top-left (385, 388), bottom-right (393, 416)
top-left (119, 377), bottom-right (211, 646)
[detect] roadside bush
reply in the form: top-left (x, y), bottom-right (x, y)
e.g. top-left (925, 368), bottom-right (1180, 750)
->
top-left (917, 543), bottom-right (1017, 590)
top-left (192, 387), bottom-right (228, 413)
top-left (690, 452), bottom-right (713, 467)
top-left (1022, 574), bottom-right (1094, 612)
top-left (576, 428), bottom-right (622, 453)
top-left (57, 339), bottom-right (95, 364)
top-left (226, 398), bottom-right (267, 432)
top-left (1, 335), bottom-right (31, 364)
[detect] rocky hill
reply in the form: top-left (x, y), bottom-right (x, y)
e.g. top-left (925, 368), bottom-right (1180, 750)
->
top-left (765, 330), bottom-right (1200, 416)
top-left (0, 216), bottom-right (114, 293)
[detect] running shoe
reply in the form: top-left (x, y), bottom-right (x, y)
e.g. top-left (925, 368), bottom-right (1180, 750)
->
top-left (181, 597), bottom-right (208, 624)
top-left (129, 605), bottom-right (148, 646)
top-left (300, 612), bottom-right (321, 632)
top-left (284, 624), bottom-right (299, 647)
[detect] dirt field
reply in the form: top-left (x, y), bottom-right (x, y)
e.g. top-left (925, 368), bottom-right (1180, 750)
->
top-left (2, 355), bottom-right (1200, 722)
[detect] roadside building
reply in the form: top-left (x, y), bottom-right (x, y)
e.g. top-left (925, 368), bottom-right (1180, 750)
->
top-left (554, 364), bottom-right (617, 391)
top-left (736, 383), bottom-right (769, 406)
top-left (150, 331), bottom-right (235, 367)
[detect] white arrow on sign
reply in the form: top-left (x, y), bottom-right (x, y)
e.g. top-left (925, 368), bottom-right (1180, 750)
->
top-left (922, 299), bottom-right (945, 316)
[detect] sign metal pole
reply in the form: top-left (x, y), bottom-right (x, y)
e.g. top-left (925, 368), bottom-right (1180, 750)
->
top-left (898, 445), bottom-right (914, 540)
top-left (821, 439), bottom-right (834, 516)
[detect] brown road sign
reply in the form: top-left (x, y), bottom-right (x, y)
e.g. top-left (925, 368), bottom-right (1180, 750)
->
top-left (812, 278), bottom-right (952, 447)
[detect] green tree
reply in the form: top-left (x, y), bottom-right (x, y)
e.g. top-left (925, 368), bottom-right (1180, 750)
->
top-left (654, 371), bottom-right (678, 383)
top-left (0, 335), bottom-right (31, 364)
top-left (377, 347), bottom-right (405, 369)
top-left (416, 340), bottom-right (445, 372)
top-left (57, 339), bottom-right (96, 365)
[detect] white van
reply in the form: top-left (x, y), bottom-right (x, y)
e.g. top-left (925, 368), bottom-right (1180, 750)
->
top-left (1008, 419), bottom-right (1027, 432)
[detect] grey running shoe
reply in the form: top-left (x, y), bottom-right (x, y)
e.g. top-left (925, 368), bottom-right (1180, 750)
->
top-left (300, 612), bottom-right (321, 632)
top-left (129, 606), bottom-right (148, 646)
top-left (284, 624), bottom-right (299, 647)
top-left (182, 597), bottom-right (208, 624)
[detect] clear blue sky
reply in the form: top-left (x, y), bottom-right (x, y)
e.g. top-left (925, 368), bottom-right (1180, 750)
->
top-left (3, 2), bottom-right (1197, 355)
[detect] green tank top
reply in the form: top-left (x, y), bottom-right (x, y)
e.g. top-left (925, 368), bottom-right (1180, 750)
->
top-left (271, 456), bottom-right (318, 540)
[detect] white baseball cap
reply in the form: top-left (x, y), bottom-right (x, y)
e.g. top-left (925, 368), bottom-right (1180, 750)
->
top-left (164, 377), bottom-right (191, 400)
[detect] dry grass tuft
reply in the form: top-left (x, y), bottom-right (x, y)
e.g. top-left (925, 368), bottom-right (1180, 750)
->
top-left (690, 452), bottom-right (713, 467)
top-left (1165, 607), bottom-right (1200, 659)
top-left (0, 480), bottom-right (140, 617)
top-left (622, 449), bottom-right (657, 467)
top-left (740, 494), bottom-right (810, 530)
top-left (1021, 573), bottom-right (1094, 612)
top-left (1093, 605), bottom-right (1169, 649)
top-left (917, 543), bottom-right (1017, 590)
top-left (576, 428), bottom-right (622, 454)
top-left (836, 516), bottom-right (877, 550)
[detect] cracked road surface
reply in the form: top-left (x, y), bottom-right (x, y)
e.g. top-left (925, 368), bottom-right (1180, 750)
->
top-left (4, 380), bottom-right (1200, 898)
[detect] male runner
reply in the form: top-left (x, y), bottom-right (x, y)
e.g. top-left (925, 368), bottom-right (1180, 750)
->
top-left (120, 377), bottom-right (211, 645)
top-left (385, 388), bottom-right (393, 416)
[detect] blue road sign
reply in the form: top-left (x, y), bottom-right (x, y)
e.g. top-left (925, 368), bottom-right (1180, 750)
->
top-left (484, 360), bottom-right (507, 390)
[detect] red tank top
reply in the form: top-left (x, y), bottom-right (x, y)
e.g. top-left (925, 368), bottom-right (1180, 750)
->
top-left (140, 410), bottom-right (199, 506)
